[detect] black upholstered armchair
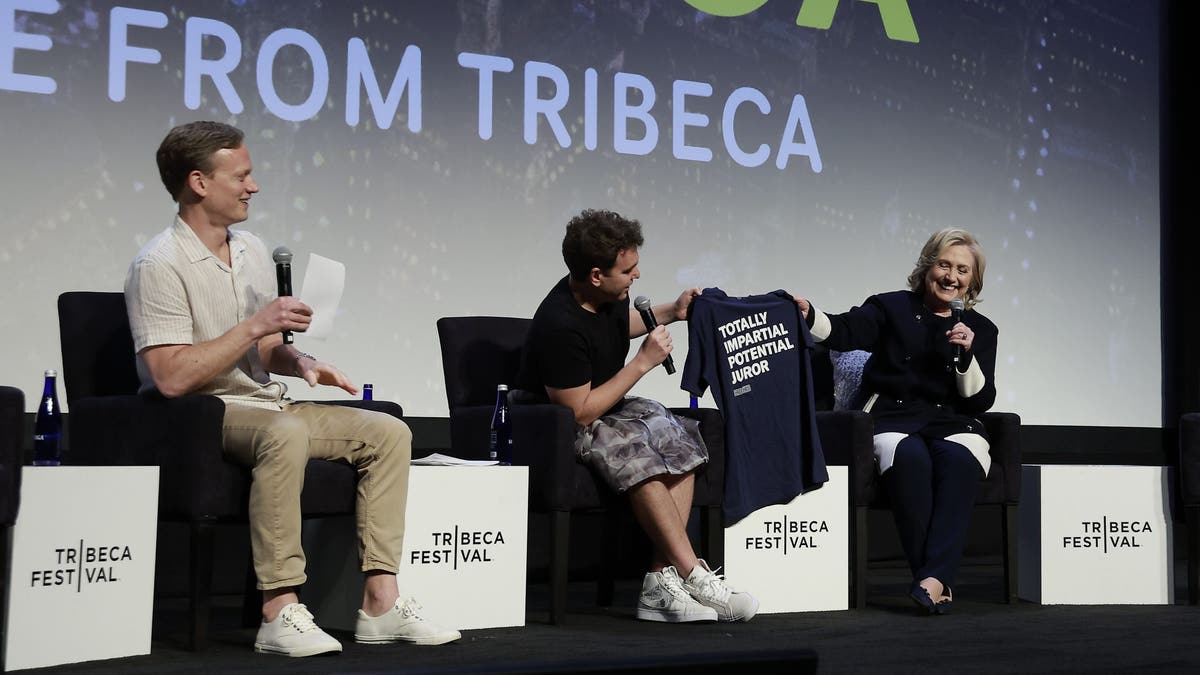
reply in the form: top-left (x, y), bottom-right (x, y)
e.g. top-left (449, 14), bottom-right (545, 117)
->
top-left (0, 386), bottom-right (21, 532)
top-left (1, 385), bottom-right (23, 664)
top-left (811, 346), bottom-right (1021, 607)
top-left (436, 316), bottom-right (725, 624)
top-left (1179, 413), bottom-right (1200, 604)
top-left (57, 291), bottom-right (404, 650)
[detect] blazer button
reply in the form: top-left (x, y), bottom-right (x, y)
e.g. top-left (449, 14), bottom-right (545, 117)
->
top-left (903, 355), bottom-right (912, 362)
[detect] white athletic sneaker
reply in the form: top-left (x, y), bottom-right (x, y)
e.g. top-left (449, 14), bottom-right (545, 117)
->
top-left (683, 559), bottom-right (759, 622)
top-left (254, 603), bottom-right (343, 657)
top-left (636, 566), bottom-right (719, 623)
top-left (355, 597), bottom-right (462, 645)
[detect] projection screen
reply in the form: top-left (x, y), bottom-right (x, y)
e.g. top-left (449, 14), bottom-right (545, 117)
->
top-left (0, 1), bottom-right (1159, 426)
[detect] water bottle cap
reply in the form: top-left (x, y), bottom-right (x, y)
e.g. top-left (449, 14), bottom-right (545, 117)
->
top-left (496, 384), bottom-right (509, 391)
top-left (44, 369), bottom-right (57, 377)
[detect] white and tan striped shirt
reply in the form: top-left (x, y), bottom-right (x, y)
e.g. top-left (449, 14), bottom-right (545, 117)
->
top-left (124, 216), bottom-right (287, 410)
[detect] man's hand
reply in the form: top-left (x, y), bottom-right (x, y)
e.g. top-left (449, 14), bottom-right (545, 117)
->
top-left (297, 356), bottom-right (359, 396)
top-left (672, 287), bottom-right (702, 322)
top-left (250, 296), bottom-right (313, 339)
top-left (633, 325), bottom-right (673, 371)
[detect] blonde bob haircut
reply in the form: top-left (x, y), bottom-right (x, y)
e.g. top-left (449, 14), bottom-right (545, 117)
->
top-left (906, 228), bottom-right (986, 310)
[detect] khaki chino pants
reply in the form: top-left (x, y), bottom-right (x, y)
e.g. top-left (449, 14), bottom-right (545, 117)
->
top-left (222, 402), bottom-right (412, 590)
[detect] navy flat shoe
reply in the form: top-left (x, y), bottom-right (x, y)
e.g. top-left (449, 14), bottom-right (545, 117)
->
top-left (933, 586), bottom-right (953, 615)
top-left (908, 583), bottom-right (936, 615)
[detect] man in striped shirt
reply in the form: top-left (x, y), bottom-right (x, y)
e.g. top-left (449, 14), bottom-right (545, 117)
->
top-left (125, 121), bottom-right (459, 656)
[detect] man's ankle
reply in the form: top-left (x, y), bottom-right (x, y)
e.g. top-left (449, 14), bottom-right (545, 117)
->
top-left (361, 571), bottom-right (400, 616)
top-left (262, 588), bottom-right (300, 622)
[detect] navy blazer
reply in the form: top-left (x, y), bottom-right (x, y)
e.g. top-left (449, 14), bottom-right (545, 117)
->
top-left (815, 290), bottom-right (998, 436)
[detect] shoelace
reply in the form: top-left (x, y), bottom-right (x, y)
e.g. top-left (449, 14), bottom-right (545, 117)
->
top-left (659, 569), bottom-right (694, 601)
top-left (281, 604), bottom-right (319, 633)
top-left (396, 597), bottom-right (425, 620)
top-left (690, 566), bottom-right (733, 602)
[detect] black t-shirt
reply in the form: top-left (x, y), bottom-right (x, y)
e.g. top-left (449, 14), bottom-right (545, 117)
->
top-left (517, 276), bottom-right (631, 397)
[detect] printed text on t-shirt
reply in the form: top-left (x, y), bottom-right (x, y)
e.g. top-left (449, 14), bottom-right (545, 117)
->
top-left (717, 311), bottom-right (796, 387)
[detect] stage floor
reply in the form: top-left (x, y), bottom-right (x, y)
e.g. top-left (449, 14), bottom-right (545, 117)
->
top-left (21, 558), bottom-right (1200, 674)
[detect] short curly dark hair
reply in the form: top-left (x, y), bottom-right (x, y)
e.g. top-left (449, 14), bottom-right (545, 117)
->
top-left (156, 121), bottom-right (245, 201)
top-left (562, 209), bottom-right (644, 281)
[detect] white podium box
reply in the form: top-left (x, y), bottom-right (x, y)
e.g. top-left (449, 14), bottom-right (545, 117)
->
top-left (4, 467), bottom-right (159, 672)
top-left (1019, 465), bottom-right (1174, 605)
top-left (723, 466), bottom-right (849, 613)
top-left (303, 465), bottom-right (528, 631)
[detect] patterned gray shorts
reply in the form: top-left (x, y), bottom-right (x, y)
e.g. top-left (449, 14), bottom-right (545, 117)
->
top-left (575, 397), bottom-right (708, 492)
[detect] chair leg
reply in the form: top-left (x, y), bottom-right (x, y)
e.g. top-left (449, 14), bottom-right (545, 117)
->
top-left (241, 556), bottom-right (261, 628)
top-left (854, 506), bottom-right (868, 609)
top-left (1188, 506), bottom-right (1200, 606)
top-left (189, 520), bottom-right (216, 651)
top-left (1, 524), bottom-right (11, 669)
top-left (703, 505), bottom-right (724, 568)
top-left (1003, 503), bottom-right (1019, 604)
top-left (549, 511), bottom-right (570, 625)
top-left (596, 511), bottom-right (618, 608)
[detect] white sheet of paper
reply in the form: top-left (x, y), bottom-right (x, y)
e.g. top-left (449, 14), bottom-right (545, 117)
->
top-left (298, 253), bottom-right (345, 340)
top-left (411, 452), bottom-right (499, 467)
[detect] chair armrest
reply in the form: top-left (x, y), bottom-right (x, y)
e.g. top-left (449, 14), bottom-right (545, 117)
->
top-left (450, 403), bottom-right (598, 511)
top-left (300, 399), bottom-right (403, 419)
top-left (0, 385), bottom-right (24, 526)
top-left (68, 393), bottom-right (246, 518)
top-left (980, 412), bottom-right (1022, 504)
top-left (815, 410), bottom-right (875, 507)
top-left (1180, 413), bottom-right (1200, 506)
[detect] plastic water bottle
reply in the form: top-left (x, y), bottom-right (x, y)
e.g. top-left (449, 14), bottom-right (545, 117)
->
top-left (362, 383), bottom-right (374, 401)
top-left (489, 384), bottom-right (512, 465)
top-left (33, 369), bottom-right (62, 466)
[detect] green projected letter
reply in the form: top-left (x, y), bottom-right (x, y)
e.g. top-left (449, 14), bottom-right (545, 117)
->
top-left (683, 0), bottom-right (770, 17)
top-left (794, 0), bottom-right (919, 43)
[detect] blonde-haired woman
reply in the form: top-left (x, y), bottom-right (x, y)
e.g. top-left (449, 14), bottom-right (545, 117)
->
top-left (795, 228), bottom-right (997, 614)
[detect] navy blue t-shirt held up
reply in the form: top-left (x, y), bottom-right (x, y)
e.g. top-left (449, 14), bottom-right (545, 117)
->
top-left (682, 288), bottom-right (828, 524)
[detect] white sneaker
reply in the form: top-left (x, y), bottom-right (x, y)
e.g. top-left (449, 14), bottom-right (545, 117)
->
top-left (636, 566), bottom-right (719, 623)
top-left (254, 603), bottom-right (342, 657)
top-left (355, 597), bottom-right (462, 645)
top-left (683, 559), bottom-right (759, 622)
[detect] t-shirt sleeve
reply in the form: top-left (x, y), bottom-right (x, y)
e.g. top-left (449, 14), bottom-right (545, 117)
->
top-left (125, 257), bottom-right (193, 353)
top-left (681, 301), bottom-right (710, 397)
top-left (535, 325), bottom-right (593, 390)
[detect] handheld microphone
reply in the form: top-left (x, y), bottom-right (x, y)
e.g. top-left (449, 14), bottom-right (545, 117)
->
top-left (633, 295), bottom-right (675, 375)
top-left (949, 298), bottom-right (965, 365)
top-left (272, 246), bottom-right (294, 344)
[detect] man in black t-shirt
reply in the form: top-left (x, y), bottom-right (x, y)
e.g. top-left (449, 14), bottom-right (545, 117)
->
top-left (517, 209), bottom-right (759, 623)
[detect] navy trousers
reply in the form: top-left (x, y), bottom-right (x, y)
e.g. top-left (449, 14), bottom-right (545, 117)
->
top-left (883, 435), bottom-right (983, 587)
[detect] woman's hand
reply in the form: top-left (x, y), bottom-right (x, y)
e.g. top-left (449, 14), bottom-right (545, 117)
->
top-left (791, 295), bottom-right (810, 320)
top-left (947, 322), bottom-right (974, 351)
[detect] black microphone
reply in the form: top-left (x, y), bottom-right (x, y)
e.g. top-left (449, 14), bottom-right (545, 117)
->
top-left (950, 298), bottom-right (965, 366)
top-left (633, 295), bottom-right (675, 375)
top-left (272, 246), bottom-right (294, 345)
